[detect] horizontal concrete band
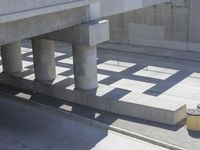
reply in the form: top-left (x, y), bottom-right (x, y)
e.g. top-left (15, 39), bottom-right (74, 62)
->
top-left (0, 0), bottom-right (98, 24)
top-left (0, 73), bottom-right (186, 125)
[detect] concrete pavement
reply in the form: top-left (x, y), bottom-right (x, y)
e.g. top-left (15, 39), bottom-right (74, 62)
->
top-left (0, 93), bottom-right (168, 150)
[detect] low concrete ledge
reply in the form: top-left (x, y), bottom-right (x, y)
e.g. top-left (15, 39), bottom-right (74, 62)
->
top-left (0, 73), bottom-right (186, 125)
top-left (119, 92), bottom-right (186, 125)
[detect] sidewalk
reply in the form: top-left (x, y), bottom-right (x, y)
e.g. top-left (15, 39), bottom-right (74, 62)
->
top-left (0, 94), bottom-right (168, 150)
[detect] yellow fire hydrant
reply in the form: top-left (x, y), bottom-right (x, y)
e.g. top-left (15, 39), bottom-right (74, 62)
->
top-left (186, 108), bottom-right (200, 131)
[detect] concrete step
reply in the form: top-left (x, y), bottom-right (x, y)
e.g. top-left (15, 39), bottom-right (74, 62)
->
top-left (0, 73), bottom-right (186, 125)
top-left (99, 42), bottom-right (200, 63)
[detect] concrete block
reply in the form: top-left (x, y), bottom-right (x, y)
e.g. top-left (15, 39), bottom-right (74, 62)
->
top-left (119, 92), bottom-right (186, 125)
top-left (44, 20), bottom-right (110, 46)
top-left (0, 73), bottom-right (186, 125)
top-left (0, 0), bottom-right (98, 24)
top-left (73, 20), bottom-right (110, 46)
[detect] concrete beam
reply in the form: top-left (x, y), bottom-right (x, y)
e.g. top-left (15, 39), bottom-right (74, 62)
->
top-left (0, 6), bottom-right (91, 46)
top-left (32, 38), bottom-right (56, 82)
top-left (0, 0), bottom-right (98, 24)
top-left (1, 42), bottom-right (22, 74)
top-left (0, 0), bottom-right (169, 46)
top-left (43, 20), bottom-right (109, 46)
top-left (88, 2), bottom-right (100, 20)
top-left (0, 0), bottom-right (169, 23)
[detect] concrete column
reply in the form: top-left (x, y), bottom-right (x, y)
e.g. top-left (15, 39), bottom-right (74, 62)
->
top-left (73, 44), bottom-right (97, 90)
top-left (1, 42), bottom-right (22, 74)
top-left (32, 38), bottom-right (56, 81)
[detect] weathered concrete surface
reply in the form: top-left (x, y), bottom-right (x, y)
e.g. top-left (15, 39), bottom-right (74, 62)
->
top-left (99, 42), bottom-right (200, 63)
top-left (105, 0), bottom-right (200, 52)
top-left (0, 40), bottom-right (199, 149)
top-left (44, 20), bottom-right (110, 46)
top-left (0, 0), bottom-right (169, 21)
top-left (1, 42), bottom-right (22, 74)
top-left (0, 0), bottom-right (169, 46)
top-left (32, 38), bottom-right (56, 81)
top-left (0, 83), bottom-right (197, 150)
top-left (0, 93), bottom-right (169, 150)
top-left (100, 0), bottom-right (169, 17)
top-left (73, 44), bottom-right (98, 90)
top-left (0, 0), bottom-right (98, 23)
top-left (0, 73), bottom-right (186, 125)
top-left (0, 40), bottom-right (188, 125)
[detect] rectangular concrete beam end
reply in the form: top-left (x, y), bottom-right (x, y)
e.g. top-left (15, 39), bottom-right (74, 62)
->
top-left (43, 20), bottom-right (110, 46)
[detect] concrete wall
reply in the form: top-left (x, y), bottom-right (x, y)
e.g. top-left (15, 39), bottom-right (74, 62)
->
top-left (0, 0), bottom-right (77, 15)
top-left (106, 0), bottom-right (200, 52)
top-left (0, 0), bottom-right (169, 46)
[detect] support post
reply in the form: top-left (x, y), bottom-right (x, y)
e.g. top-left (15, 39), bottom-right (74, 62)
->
top-left (1, 42), bottom-right (22, 74)
top-left (73, 44), bottom-right (97, 90)
top-left (32, 38), bottom-right (56, 82)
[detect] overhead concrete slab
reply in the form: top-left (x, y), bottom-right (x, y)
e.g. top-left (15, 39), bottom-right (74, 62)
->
top-left (0, 0), bottom-right (98, 24)
top-left (0, 0), bottom-right (169, 46)
top-left (0, 0), bottom-right (169, 22)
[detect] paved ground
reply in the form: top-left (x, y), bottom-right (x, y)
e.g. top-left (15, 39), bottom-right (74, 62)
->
top-left (19, 40), bottom-right (200, 109)
top-left (0, 94), bottom-right (168, 150)
top-left (0, 40), bottom-right (198, 149)
top-left (2, 86), bottom-right (197, 150)
top-left (0, 40), bottom-right (200, 149)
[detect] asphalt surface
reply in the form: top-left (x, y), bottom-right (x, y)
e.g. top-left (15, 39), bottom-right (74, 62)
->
top-left (0, 92), bottom-right (168, 150)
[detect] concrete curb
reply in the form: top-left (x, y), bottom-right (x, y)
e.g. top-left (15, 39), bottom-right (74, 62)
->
top-left (108, 126), bottom-right (186, 150)
top-left (31, 98), bottom-right (187, 150)
top-left (52, 104), bottom-right (187, 150)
